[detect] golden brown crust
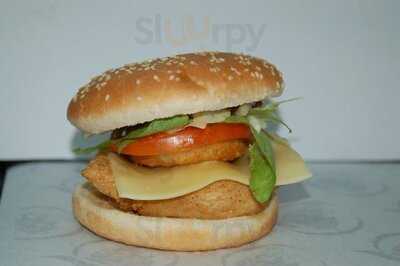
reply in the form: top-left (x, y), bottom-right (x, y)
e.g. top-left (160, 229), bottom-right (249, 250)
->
top-left (67, 52), bottom-right (284, 134)
top-left (81, 153), bottom-right (118, 199)
top-left (115, 180), bottom-right (266, 219)
top-left (131, 140), bottom-right (248, 167)
top-left (73, 182), bottom-right (278, 251)
top-left (81, 152), bottom-right (266, 219)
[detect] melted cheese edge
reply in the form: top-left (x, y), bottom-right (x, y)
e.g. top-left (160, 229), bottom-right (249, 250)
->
top-left (111, 140), bottom-right (312, 200)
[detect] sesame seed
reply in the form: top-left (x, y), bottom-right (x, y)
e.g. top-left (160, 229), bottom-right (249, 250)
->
top-left (190, 60), bottom-right (197, 65)
top-left (137, 96), bottom-right (143, 101)
top-left (209, 56), bottom-right (225, 64)
top-left (105, 94), bottom-right (110, 101)
top-left (91, 74), bottom-right (101, 81)
top-left (230, 66), bottom-right (241, 76)
top-left (271, 69), bottom-right (276, 76)
top-left (136, 79), bottom-right (141, 85)
top-left (254, 71), bottom-right (262, 80)
top-left (228, 75), bottom-right (233, 80)
top-left (276, 81), bottom-right (280, 87)
top-left (167, 70), bottom-right (173, 73)
top-left (169, 75), bottom-right (175, 80)
top-left (255, 66), bottom-right (261, 71)
top-left (153, 75), bottom-right (160, 82)
top-left (175, 77), bottom-right (181, 81)
top-left (176, 69), bottom-right (182, 73)
top-left (263, 62), bottom-right (271, 69)
top-left (209, 66), bottom-right (220, 73)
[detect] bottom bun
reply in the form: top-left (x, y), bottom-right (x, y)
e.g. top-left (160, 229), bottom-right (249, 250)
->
top-left (72, 182), bottom-right (278, 251)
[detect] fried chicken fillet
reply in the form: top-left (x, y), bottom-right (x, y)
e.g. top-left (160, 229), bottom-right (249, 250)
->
top-left (82, 141), bottom-right (267, 219)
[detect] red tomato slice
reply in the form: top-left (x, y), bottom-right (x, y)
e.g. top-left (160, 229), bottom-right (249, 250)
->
top-left (114, 123), bottom-right (251, 156)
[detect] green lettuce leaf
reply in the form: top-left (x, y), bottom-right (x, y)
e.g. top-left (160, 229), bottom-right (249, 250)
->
top-left (225, 99), bottom-right (297, 133)
top-left (223, 115), bottom-right (249, 124)
top-left (250, 127), bottom-right (275, 171)
top-left (248, 100), bottom-right (297, 133)
top-left (116, 115), bottom-right (191, 151)
top-left (223, 100), bottom-right (299, 202)
top-left (249, 97), bottom-right (301, 117)
top-left (73, 139), bottom-right (113, 154)
top-left (121, 115), bottom-right (190, 140)
top-left (225, 114), bottom-right (276, 202)
top-left (249, 144), bottom-right (276, 203)
top-left (266, 113), bottom-right (292, 133)
top-left (73, 115), bottom-right (191, 154)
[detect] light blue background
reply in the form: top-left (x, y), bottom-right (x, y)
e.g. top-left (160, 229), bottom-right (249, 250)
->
top-left (1, 0), bottom-right (399, 160)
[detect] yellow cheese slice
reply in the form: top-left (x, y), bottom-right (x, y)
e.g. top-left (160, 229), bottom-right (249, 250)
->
top-left (110, 139), bottom-right (311, 200)
top-left (273, 139), bottom-right (313, 185)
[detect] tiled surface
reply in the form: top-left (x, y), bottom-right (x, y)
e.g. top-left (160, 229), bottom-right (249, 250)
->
top-left (1, 162), bottom-right (399, 266)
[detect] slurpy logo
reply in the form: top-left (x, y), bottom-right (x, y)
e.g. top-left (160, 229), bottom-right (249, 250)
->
top-left (134, 14), bottom-right (266, 52)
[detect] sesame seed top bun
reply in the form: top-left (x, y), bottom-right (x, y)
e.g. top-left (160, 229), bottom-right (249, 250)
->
top-left (67, 52), bottom-right (285, 134)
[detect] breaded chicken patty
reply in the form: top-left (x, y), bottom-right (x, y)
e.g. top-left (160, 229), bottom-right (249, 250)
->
top-left (82, 152), bottom-right (267, 219)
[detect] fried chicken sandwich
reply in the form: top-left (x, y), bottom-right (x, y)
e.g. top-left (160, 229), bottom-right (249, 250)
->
top-left (67, 51), bottom-right (311, 251)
